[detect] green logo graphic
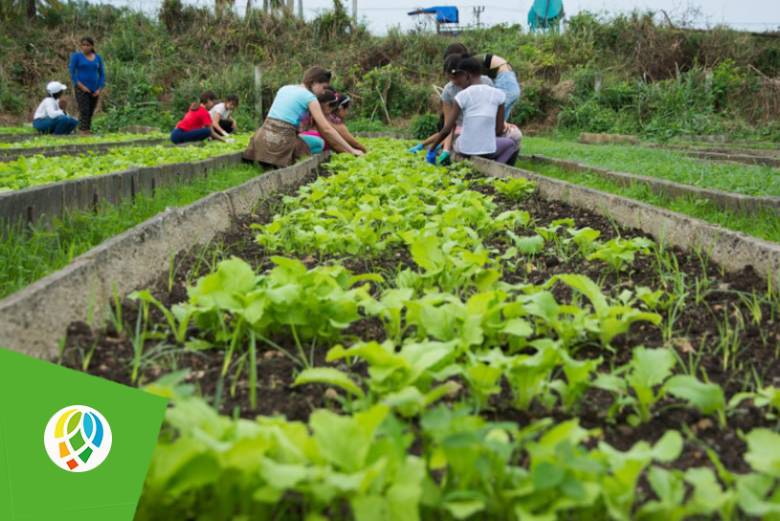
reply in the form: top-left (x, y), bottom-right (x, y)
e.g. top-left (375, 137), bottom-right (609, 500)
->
top-left (0, 348), bottom-right (167, 521)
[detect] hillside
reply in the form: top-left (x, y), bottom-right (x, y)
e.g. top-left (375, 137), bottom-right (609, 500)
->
top-left (1, 0), bottom-right (779, 140)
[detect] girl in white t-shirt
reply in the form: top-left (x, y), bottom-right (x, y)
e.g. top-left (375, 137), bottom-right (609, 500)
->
top-left (426, 57), bottom-right (519, 165)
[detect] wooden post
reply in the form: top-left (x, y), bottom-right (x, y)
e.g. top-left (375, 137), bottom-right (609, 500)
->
top-left (352, 0), bottom-right (356, 23)
top-left (254, 65), bottom-right (263, 125)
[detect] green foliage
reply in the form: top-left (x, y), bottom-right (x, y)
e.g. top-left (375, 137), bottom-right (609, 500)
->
top-left (0, 137), bottom-right (248, 191)
top-left (74, 139), bottom-right (769, 520)
top-left (3, 5), bottom-right (780, 137)
top-left (354, 65), bottom-right (430, 122)
top-left (0, 163), bottom-right (261, 299)
top-left (410, 113), bottom-right (439, 140)
top-left (0, 131), bottom-right (167, 149)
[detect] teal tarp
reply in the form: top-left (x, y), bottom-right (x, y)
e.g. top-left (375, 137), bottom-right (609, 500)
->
top-left (528, 0), bottom-right (564, 30)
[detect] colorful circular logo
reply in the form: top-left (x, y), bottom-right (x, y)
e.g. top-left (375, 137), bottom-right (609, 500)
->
top-left (43, 405), bottom-right (112, 473)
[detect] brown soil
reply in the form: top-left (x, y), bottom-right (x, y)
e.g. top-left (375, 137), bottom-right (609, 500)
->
top-left (61, 168), bottom-right (780, 475)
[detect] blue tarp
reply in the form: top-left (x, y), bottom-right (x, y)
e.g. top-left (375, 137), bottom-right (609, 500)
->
top-left (407, 6), bottom-right (459, 24)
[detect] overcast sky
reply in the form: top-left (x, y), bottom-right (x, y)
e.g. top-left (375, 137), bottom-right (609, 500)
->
top-left (113, 0), bottom-right (780, 34)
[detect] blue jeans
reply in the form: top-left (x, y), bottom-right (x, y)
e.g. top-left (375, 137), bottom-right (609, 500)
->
top-left (170, 127), bottom-right (211, 144)
top-left (33, 116), bottom-right (78, 135)
top-left (299, 133), bottom-right (325, 154)
top-left (495, 71), bottom-right (521, 121)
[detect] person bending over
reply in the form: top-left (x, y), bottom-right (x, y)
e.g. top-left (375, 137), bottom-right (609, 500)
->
top-left (298, 89), bottom-right (340, 153)
top-left (243, 66), bottom-right (362, 168)
top-left (211, 94), bottom-right (239, 137)
top-left (443, 43), bottom-right (522, 120)
top-left (32, 81), bottom-right (78, 135)
top-left (299, 90), bottom-right (367, 154)
top-left (170, 91), bottom-right (228, 144)
top-left (329, 93), bottom-right (367, 153)
top-left (408, 53), bottom-right (494, 164)
top-left (426, 56), bottom-right (518, 166)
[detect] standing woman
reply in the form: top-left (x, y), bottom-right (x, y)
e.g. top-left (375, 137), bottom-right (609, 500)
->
top-left (243, 66), bottom-right (363, 168)
top-left (69, 36), bottom-right (105, 134)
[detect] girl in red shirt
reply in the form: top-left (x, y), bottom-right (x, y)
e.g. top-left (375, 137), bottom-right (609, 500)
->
top-left (171, 91), bottom-right (229, 144)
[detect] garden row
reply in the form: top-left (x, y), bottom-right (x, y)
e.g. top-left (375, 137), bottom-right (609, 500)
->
top-left (0, 135), bottom-right (248, 192)
top-left (521, 137), bottom-right (780, 243)
top-left (58, 140), bottom-right (780, 520)
top-left (0, 133), bottom-right (259, 300)
top-left (0, 131), bottom-right (167, 150)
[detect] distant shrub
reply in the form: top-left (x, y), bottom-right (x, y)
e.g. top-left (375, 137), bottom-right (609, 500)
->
top-left (410, 113), bottom-right (439, 139)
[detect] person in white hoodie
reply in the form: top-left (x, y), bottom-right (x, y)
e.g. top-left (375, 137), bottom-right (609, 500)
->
top-left (32, 81), bottom-right (78, 135)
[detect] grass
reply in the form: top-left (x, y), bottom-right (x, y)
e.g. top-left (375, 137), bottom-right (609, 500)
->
top-left (0, 164), bottom-right (262, 299)
top-left (515, 159), bottom-right (780, 243)
top-left (524, 137), bottom-right (780, 196)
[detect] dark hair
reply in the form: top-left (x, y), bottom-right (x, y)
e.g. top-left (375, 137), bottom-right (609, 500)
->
top-left (190, 91), bottom-right (217, 110)
top-left (443, 43), bottom-right (468, 59)
top-left (317, 89), bottom-right (337, 105)
top-left (225, 94), bottom-right (239, 104)
top-left (51, 91), bottom-right (63, 100)
top-left (302, 66), bottom-right (332, 89)
top-left (456, 56), bottom-right (482, 76)
top-left (80, 36), bottom-right (95, 47)
top-left (443, 53), bottom-right (465, 74)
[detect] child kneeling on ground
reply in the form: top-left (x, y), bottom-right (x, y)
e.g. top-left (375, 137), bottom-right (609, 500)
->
top-left (32, 81), bottom-right (78, 135)
top-left (171, 91), bottom-right (228, 144)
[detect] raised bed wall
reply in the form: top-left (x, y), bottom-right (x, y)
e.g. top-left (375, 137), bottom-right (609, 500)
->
top-left (0, 152), bottom-right (243, 227)
top-left (473, 157), bottom-right (780, 284)
top-left (0, 155), bottom-right (324, 359)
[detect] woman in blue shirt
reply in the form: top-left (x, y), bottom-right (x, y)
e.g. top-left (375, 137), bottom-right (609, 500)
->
top-left (69, 36), bottom-right (105, 134)
top-left (243, 66), bottom-right (362, 168)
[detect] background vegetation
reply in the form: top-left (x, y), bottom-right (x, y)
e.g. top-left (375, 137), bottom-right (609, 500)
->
top-left (1, 0), bottom-right (779, 140)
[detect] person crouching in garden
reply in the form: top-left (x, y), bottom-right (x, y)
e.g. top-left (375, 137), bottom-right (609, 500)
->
top-left (329, 92), bottom-right (367, 153)
top-left (210, 94), bottom-right (239, 138)
top-left (299, 90), bottom-right (367, 154)
top-left (171, 91), bottom-right (229, 144)
top-left (426, 56), bottom-right (518, 166)
top-left (298, 89), bottom-right (340, 152)
top-left (32, 81), bottom-right (78, 135)
top-left (69, 36), bottom-right (105, 135)
top-left (243, 66), bottom-right (363, 168)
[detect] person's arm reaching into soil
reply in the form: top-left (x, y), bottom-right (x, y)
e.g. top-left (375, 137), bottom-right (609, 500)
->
top-left (309, 101), bottom-right (362, 155)
top-left (424, 103), bottom-right (458, 147)
top-left (333, 122), bottom-right (367, 152)
top-left (428, 104), bottom-right (460, 155)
